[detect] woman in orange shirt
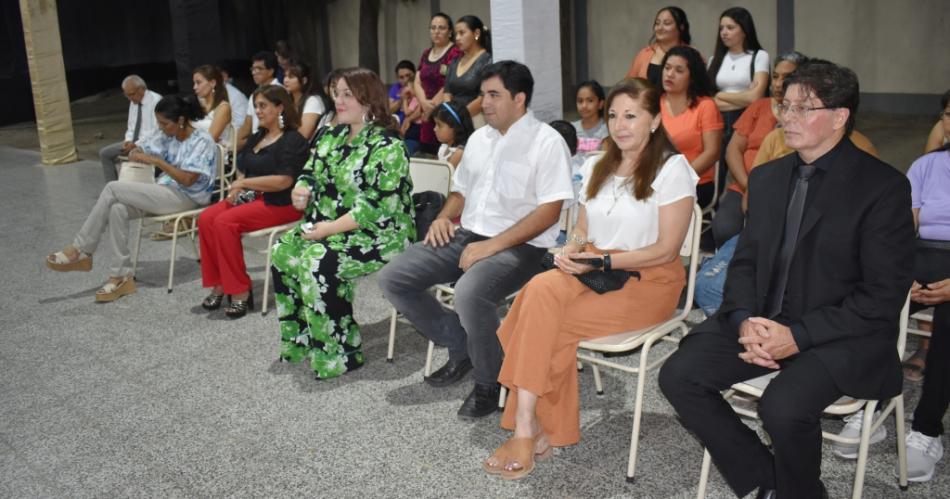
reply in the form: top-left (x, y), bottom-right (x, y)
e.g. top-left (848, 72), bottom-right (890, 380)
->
top-left (712, 51), bottom-right (807, 247)
top-left (625, 6), bottom-right (694, 88)
top-left (659, 45), bottom-right (723, 209)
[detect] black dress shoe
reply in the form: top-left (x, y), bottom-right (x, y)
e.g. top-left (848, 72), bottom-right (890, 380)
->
top-left (457, 383), bottom-right (501, 418)
top-left (424, 358), bottom-right (472, 387)
top-left (754, 488), bottom-right (776, 499)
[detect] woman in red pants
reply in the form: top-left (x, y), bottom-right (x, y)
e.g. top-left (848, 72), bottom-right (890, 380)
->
top-left (198, 84), bottom-right (308, 318)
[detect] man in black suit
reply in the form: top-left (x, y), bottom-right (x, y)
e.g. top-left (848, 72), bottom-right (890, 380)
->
top-left (659, 61), bottom-right (915, 498)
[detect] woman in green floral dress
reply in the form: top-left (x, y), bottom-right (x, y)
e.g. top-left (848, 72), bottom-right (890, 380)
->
top-left (271, 67), bottom-right (415, 379)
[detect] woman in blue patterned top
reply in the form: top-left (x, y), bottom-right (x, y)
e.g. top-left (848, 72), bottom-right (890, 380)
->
top-left (271, 67), bottom-right (415, 379)
top-left (46, 95), bottom-right (217, 302)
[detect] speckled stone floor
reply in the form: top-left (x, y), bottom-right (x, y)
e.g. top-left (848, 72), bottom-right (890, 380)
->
top-left (2, 144), bottom-right (948, 498)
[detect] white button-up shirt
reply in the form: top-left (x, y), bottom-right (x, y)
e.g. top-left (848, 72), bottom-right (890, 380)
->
top-left (225, 81), bottom-right (247, 133)
top-left (453, 110), bottom-right (574, 248)
top-left (127, 89), bottom-right (162, 144)
top-left (249, 78), bottom-right (281, 133)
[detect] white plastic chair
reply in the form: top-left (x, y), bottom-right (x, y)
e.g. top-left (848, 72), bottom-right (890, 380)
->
top-left (908, 308), bottom-right (934, 338)
top-left (695, 295), bottom-right (912, 499)
top-left (385, 158), bottom-right (454, 362)
top-left (700, 161), bottom-right (719, 233)
top-left (573, 203), bottom-right (702, 482)
top-left (248, 222), bottom-right (297, 316)
top-left (130, 143), bottom-right (227, 292)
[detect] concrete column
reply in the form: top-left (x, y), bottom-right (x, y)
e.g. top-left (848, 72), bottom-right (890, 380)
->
top-left (490, 0), bottom-right (562, 122)
top-left (19, 0), bottom-right (77, 165)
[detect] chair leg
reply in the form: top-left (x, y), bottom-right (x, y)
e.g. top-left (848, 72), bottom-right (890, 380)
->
top-left (576, 360), bottom-right (584, 372)
top-left (592, 363), bottom-right (604, 395)
top-left (424, 340), bottom-right (435, 377)
top-left (131, 219), bottom-right (144, 277)
top-left (498, 385), bottom-right (507, 409)
top-left (697, 448), bottom-right (711, 499)
top-left (626, 338), bottom-right (655, 481)
top-left (852, 401), bottom-right (879, 499)
top-left (895, 395), bottom-right (908, 490)
top-left (167, 224), bottom-right (179, 293)
top-left (387, 308), bottom-right (398, 362)
top-left (261, 231), bottom-right (277, 316)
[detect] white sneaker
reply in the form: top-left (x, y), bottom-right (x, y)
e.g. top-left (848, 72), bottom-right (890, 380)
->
top-left (832, 410), bottom-right (886, 459)
top-left (906, 430), bottom-right (944, 482)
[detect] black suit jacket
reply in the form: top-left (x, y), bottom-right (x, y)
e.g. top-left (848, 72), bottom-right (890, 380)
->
top-left (693, 138), bottom-right (915, 400)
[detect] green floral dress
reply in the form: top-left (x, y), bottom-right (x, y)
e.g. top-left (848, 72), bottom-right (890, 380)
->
top-left (270, 124), bottom-right (415, 378)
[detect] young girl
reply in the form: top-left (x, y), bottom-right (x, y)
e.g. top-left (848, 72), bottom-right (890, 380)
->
top-left (432, 101), bottom-right (474, 168)
top-left (571, 80), bottom-right (607, 155)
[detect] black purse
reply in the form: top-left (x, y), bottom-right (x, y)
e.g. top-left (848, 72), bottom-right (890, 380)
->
top-left (540, 252), bottom-right (640, 294)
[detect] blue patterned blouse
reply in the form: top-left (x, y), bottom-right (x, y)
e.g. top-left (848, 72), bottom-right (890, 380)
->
top-left (140, 128), bottom-right (218, 205)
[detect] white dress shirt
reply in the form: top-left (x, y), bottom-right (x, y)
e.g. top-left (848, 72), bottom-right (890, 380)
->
top-left (452, 110), bottom-right (574, 248)
top-left (249, 78), bottom-right (281, 133)
top-left (127, 89), bottom-right (162, 144)
top-left (225, 81), bottom-right (247, 133)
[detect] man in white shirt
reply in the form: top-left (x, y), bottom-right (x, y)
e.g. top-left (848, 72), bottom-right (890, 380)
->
top-left (218, 63), bottom-right (247, 135)
top-left (380, 61), bottom-right (574, 418)
top-left (236, 51), bottom-right (281, 150)
top-left (98, 75), bottom-right (161, 182)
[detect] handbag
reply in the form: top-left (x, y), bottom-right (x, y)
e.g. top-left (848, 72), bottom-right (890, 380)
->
top-left (540, 252), bottom-right (640, 294)
top-left (117, 161), bottom-right (155, 184)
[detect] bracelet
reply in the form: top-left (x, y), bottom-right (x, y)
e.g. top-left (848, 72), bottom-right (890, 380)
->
top-left (603, 253), bottom-right (612, 272)
top-left (567, 233), bottom-right (587, 245)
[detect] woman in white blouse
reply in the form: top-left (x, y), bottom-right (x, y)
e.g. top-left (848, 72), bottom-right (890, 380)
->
top-left (284, 62), bottom-right (330, 141)
top-left (483, 77), bottom-right (697, 479)
top-left (191, 65), bottom-right (232, 146)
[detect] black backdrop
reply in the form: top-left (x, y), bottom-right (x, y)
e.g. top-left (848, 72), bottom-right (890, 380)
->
top-left (1, 0), bottom-right (332, 126)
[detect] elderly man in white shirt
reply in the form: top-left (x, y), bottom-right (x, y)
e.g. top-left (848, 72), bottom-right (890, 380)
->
top-left (98, 75), bottom-right (161, 181)
top-left (235, 51), bottom-right (281, 150)
top-left (380, 61), bottom-right (574, 418)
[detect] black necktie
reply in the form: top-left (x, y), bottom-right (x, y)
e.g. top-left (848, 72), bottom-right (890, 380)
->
top-left (132, 103), bottom-right (143, 143)
top-left (766, 164), bottom-right (817, 318)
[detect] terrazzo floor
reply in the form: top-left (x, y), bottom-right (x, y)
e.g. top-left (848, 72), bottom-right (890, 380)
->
top-left (2, 144), bottom-right (948, 498)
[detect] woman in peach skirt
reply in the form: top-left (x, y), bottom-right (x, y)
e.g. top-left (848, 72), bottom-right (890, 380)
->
top-left (483, 78), bottom-right (698, 479)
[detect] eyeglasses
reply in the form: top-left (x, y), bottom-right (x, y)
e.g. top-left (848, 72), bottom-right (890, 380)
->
top-left (777, 103), bottom-right (833, 120)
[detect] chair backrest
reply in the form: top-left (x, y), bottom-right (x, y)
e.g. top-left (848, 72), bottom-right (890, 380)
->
top-left (215, 143), bottom-right (228, 195)
top-left (673, 204), bottom-right (703, 323)
top-left (409, 158), bottom-right (453, 197)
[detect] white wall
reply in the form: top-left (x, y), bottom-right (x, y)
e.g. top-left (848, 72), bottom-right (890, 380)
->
top-left (796, 0), bottom-right (950, 94)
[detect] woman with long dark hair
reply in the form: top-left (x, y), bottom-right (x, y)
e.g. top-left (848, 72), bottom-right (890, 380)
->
top-left (271, 68), bottom-right (415, 379)
top-left (192, 65), bottom-right (232, 145)
top-left (707, 7), bottom-right (769, 195)
top-left (443, 15), bottom-right (492, 128)
top-left (625, 6), bottom-right (695, 88)
top-left (484, 78), bottom-right (697, 479)
top-left (197, 85), bottom-right (308, 318)
top-left (46, 95), bottom-right (218, 302)
top-left (660, 45), bottom-right (723, 209)
top-left (413, 12), bottom-right (463, 154)
top-left (284, 62), bottom-right (331, 140)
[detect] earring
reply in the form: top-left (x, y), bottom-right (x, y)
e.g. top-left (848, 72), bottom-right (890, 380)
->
top-left (362, 111), bottom-right (375, 124)
top-left (279, 113), bottom-right (285, 129)
top-left (475, 35), bottom-right (479, 41)
top-left (179, 123), bottom-right (185, 129)
top-left (650, 127), bottom-right (656, 134)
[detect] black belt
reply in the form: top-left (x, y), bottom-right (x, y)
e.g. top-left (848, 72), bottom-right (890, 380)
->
top-left (917, 238), bottom-right (950, 251)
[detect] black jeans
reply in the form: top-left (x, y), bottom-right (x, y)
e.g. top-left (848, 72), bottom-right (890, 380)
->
top-left (911, 240), bottom-right (950, 437)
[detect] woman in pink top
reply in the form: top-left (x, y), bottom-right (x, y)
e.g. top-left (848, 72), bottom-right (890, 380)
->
top-left (659, 45), bottom-right (723, 209)
top-left (625, 6), bottom-right (694, 89)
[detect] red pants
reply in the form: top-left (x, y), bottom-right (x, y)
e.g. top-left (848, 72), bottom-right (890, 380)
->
top-left (198, 198), bottom-right (302, 294)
